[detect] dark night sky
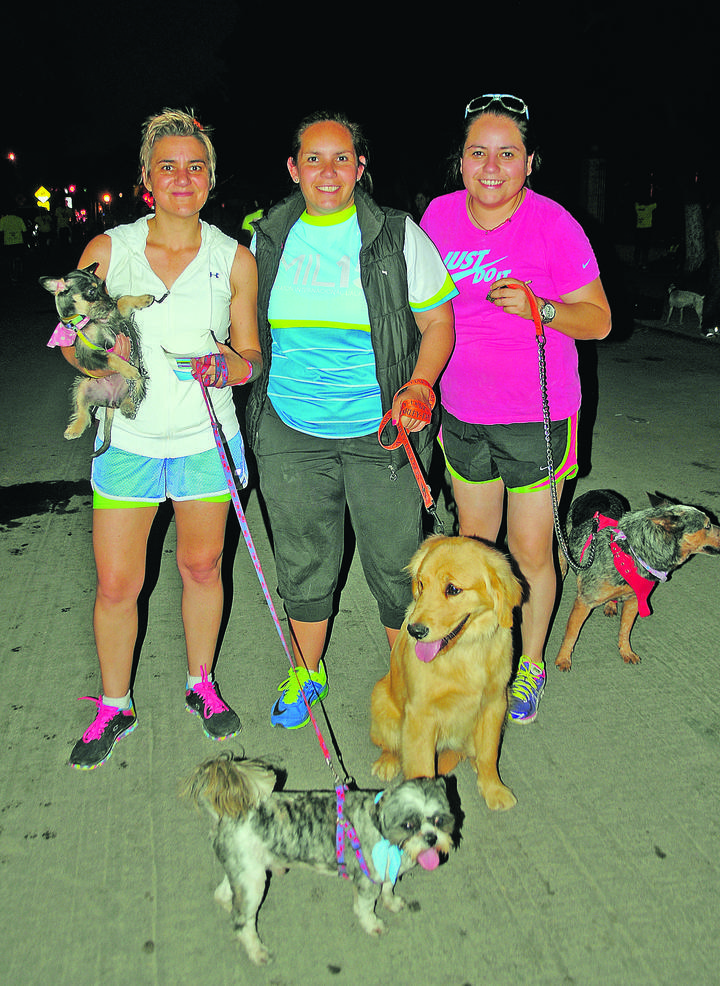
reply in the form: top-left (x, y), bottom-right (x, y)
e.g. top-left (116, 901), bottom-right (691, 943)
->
top-left (4, 1), bottom-right (716, 224)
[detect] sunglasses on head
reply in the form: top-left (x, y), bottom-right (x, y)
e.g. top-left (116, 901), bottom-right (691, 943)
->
top-left (464, 93), bottom-right (530, 120)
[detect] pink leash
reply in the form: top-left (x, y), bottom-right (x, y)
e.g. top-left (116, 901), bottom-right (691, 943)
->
top-left (196, 379), bottom-right (344, 778)
top-left (199, 378), bottom-right (376, 877)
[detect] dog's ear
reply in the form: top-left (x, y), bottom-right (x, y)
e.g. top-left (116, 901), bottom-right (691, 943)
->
top-left (82, 262), bottom-right (100, 276)
top-left (650, 508), bottom-right (707, 540)
top-left (406, 535), bottom-right (443, 580)
top-left (485, 564), bottom-right (523, 629)
top-left (647, 491), bottom-right (675, 508)
top-left (39, 276), bottom-right (64, 294)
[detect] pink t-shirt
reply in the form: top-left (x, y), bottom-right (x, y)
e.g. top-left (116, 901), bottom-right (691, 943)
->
top-left (420, 188), bottom-right (600, 424)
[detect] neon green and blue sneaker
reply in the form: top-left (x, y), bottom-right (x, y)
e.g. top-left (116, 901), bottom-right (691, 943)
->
top-left (508, 658), bottom-right (546, 723)
top-left (270, 661), bottom-right (328, 729)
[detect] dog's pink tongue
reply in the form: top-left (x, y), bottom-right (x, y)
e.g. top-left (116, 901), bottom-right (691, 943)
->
top-left (415, 639), bottom-right (443, 663)
top-left (417, 848), bottom-right (440, 870)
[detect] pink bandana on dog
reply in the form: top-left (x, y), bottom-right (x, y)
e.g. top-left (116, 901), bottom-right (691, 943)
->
top-left (47, 317), bottom-right (90, 348)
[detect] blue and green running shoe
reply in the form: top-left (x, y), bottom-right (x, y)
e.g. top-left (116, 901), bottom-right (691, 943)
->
top-left (270, 661), bottom-right (328, 729)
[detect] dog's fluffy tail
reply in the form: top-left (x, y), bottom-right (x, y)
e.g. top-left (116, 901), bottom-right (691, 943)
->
top-left (181, 753), bottom-right (276, 820)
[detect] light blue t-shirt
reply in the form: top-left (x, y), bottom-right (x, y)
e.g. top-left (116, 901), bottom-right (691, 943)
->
top-left (263, 205), bottom-right (457, 439)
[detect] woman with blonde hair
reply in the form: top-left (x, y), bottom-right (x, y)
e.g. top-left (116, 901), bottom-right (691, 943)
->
top-left (57, 109), bottom-right (261, 768)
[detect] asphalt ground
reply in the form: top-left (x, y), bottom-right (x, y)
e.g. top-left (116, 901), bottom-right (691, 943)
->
top-left (1, 246), bottom-right (719, 986)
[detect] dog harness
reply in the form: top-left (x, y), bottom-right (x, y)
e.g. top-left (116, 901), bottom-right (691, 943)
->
top-left (47, 314), bottom-right (114, 355)
top-left (335, 785), bottom-right (379, 882)
top-left (580, 513), bottom-right (668, 617)
top-left (335, 787), bottom-right (407, 885)
top-left (47, 316), bottom-right (123, 380)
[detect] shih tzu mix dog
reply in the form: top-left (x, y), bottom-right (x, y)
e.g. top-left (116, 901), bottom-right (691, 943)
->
top-left (183, 753), bottom-right (457, 965)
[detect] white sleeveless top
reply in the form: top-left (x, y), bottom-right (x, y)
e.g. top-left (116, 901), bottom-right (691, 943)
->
top-left (102, 216), bottom-right (240, 456)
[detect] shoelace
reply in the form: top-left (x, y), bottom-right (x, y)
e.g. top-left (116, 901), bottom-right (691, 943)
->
top-left (512, 665), bottom-right (545, 701)
top-left (192, 664), bottom-right (229, 718)
top-left (278, 667), bottom-right (323, 702)
top-left (79, 696), bottom-right (123, 741)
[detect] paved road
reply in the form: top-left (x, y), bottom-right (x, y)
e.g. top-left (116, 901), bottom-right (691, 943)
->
top-left (1, 252), bottom-right (719, 986)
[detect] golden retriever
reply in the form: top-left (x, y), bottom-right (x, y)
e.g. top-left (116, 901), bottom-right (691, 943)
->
top-left (370, 535), bottom-right (524, 810)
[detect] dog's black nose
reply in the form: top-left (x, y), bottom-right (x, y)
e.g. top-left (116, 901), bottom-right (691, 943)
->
top-left (408, 622), bottom-right (429, 640)
top-left (425, 832), bottom-right (437, 847)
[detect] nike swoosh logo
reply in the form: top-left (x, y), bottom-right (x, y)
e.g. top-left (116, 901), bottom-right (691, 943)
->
top-left (582, 259), bottom-right (591, 269)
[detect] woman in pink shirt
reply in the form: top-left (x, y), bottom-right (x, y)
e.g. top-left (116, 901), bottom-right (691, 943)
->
top-left (421, 94), bottom-right (611, 722)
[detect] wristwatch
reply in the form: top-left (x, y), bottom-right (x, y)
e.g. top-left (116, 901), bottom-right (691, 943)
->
top-left (538, 299), bottom-right (556, 324)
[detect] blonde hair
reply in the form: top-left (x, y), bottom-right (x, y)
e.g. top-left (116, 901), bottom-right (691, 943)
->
top-left (139, 108), bottom-right (216, 188)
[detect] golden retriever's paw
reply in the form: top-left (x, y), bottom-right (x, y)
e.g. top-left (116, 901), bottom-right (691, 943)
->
top-left (481, 782), bottom-right (517, 811)
top-left (371, 752), bottom-right (401, 781)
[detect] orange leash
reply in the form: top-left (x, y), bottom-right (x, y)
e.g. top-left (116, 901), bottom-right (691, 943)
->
top-left (377, 378), bottom-right (444, 533)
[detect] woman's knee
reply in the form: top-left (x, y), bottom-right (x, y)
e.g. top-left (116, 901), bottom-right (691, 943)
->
top-left (174, 500), bottom-right (228, 587)
top-left (176, 546), bottom-right (224, 587)
top-left (509, 540), bottom-right (555, 580)
top-left (96, 565), bottom-right (146, 606)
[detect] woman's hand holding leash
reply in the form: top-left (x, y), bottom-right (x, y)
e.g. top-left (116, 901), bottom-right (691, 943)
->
top-left (391, 379), bottom-right (435, 433)
top-left (486, 278), bottom-right (542, 324)
top-left (191, 343), bottom-right (254, 388)
top-left (487, 278), bottom-right (610, 342)
top-left (378, 378), bottom-right (442, 532)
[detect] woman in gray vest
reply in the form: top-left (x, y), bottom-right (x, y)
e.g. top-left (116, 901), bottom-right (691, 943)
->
top-left (249, 111), bottom-right (456, 729)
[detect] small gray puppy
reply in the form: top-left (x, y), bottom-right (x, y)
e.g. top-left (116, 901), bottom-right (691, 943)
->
top-left (183, 754), bottom-right (457, 965)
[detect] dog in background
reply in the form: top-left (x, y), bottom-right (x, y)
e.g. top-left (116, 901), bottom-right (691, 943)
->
top-left (183, 754), bottom-right (457, 966)
top-left (556, 489), bottom-right (720, 670)
top-left (371, 535), bottom-right (524, 811)
top-left (41, 263), bottom-right (152, 457)
top-left (666, 284), bottom-right (704, 325)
